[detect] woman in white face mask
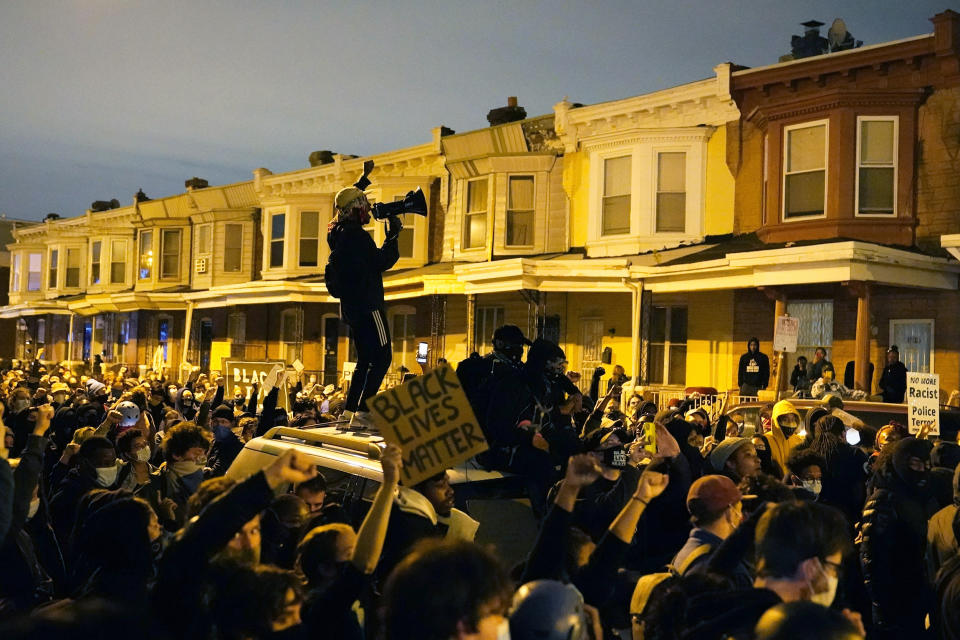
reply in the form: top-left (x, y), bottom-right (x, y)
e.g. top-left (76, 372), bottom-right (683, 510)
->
top-left (117, 429), bottom-right (154, 490)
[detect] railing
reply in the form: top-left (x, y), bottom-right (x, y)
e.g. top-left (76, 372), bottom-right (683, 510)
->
top-left (635, 385), bottom-right (759, 421)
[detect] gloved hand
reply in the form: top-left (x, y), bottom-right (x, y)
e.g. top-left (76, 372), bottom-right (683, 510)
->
top-left (387, 215), bottom-right (403, 240)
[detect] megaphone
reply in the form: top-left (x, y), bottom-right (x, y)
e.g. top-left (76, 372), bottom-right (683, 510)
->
top-left (371, 187), bottom-right (427, 220)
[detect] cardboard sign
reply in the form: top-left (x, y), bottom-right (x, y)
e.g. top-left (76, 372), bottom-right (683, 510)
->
top-left (907, 371), bottom-right (939, 435)
top-left (773, 315), bottom-right (799, 353)
top-left (223, 359), bottom-right (290, 411)
top-left (368, 365), bottom-right (488, 486)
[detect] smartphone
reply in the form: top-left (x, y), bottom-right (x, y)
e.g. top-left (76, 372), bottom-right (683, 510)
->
top-left (416, 342), bottom-right (429, 364)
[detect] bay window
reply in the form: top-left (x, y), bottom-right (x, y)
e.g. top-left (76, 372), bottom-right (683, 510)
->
top-left (656, 152), bottom-right (686, 232)
top-left (160, 229), bottom-right (181, 279)
top-left (90, 241), bottom-right (102, 285)
top-left (224, 223), bottom-right (243, 272)
top-left (66, 248), bottom-right (81, 287)
top-left (602, 156), bottom-right (631, 235)
top-left (299, 211), bottom-right (319, 267)
top-left (856, 117), bottom-right (897, 216)
top-left (506, 176), bottom-right (534, 247)
top-left (270, 213), bottom-right (285, 268)
top-left (463, 178), bottom-right (488, 250)
top-left (783, 121), bottom-right (828, 219)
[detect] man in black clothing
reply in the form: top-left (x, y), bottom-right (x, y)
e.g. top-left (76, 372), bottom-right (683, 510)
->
top-left (456, 324), bottom-right (531, 429)
top-left (810, 347), bottom-right (834, 382)
top-left (737, 338), bottom-right (769, 396)
top-left (326, 160), bottom-right (402, 427)
top-left (878, 345), bottom-right (908, 403)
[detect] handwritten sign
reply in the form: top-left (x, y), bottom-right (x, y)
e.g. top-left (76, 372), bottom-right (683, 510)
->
top-left (223, 359), bottom-right (289, 411)
top-left (773, 316), bottom-right (799, 353)
top-left (368, 365), bottom-right (488, 486)
top-left (907, 371), bottom-right (939, 435)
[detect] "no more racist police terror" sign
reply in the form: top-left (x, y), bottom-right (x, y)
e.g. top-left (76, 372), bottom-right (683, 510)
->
top-left (369, 365), bottom-right (489, 486)
top-left (907, 371), bottom-right (940, 436)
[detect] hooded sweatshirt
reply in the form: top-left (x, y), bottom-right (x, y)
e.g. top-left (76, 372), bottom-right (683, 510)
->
top-left (767, 401), bottom-right (804, 475)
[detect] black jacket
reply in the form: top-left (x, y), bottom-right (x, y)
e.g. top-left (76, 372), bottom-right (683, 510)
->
top-left (327, 221), bottom-right (399, 324)
top-left (737, 351), bottom-right (769, 390)
top-left (879, 361), bottom-right (908, 403)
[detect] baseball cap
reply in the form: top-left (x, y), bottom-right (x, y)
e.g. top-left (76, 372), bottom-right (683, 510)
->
top-left (709, 437), bottom-right (751, 472)
top-left (687, 474), bottom-right (743, 515)
top-left (335, 186), bottom-right (364, 210)
top-left (492, 324), bottom-right (532, 346)
top-left (887, 345), bottom-right (899, 353)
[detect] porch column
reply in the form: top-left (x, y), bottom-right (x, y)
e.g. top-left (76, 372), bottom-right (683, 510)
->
top-left (624, 279), bottom-right (643, 384)
top-left (181, 302), bottom-right (194, 383)
top-left (466, 294), bottom-right (476, 355)
top-left (773, 296), bottom-right (787, 396)
top-left (67, 313), bottom-right (75, 362)
top-left (854, 283), bottom-right (871, 392)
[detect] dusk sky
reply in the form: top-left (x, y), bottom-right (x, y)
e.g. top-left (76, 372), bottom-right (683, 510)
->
top-left (0, 1), bottom-right (950, 221)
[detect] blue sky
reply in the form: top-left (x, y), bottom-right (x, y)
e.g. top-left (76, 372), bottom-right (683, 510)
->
top-left (0, 0), bottom-right (949, 220)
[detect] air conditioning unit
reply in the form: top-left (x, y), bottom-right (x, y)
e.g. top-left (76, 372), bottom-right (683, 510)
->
top-left (194, 257), bottom-right (208, 274)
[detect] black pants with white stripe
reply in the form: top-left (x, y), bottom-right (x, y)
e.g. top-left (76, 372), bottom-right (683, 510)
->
top-left (345, 308), bottom-right (392, 413)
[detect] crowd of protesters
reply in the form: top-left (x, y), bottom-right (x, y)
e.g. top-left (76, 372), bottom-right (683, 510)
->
top-left (0, 326), bottom-right (955, 639)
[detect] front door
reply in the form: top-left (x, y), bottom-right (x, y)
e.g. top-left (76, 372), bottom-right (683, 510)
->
top-left (580, 318), bottom-right (604, 392)
top-left (323, 316), bottom-right (340, 385)
top-left (890, 319), bottom-right (934, 373)
top-left (199, 319), bottom-right (213, 371)
top-left (82, 320), bottom-right (93, 361)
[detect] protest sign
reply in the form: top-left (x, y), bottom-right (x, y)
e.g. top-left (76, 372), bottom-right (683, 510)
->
top-left (368, 365), bottom-right (488, 486)
top-left (773, 315), bottom-right (799, 353)
top-left (907, 371), bottom-right (939, 435)
top-left (223, 359), bottom-right (289, 411)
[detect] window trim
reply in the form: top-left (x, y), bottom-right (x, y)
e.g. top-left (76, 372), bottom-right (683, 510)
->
top-left (298, 210), bottom-right (320, 268)
top-left (160, 228), bottom-right (182, 280)
top-left (854, 115), bottom-right (898, 218)
top-left (889, 318), bottom-right (935, 374)
top-left (781, 118), bottom-right (829, 222)
top-left (110, 239), bottom-right (128, 286)
top-left (504, 174), bottom-right (536, 248)
top-left (11, 253), bottom-right (21, 293)
top-left (462, 177), bottom-right (490, 251)
top-left (64, 247), bottom-right (81, 289)
top-left (138, 230), bottom-right (154, 280)
top-left (600, 153), bottom-right (634, 237)
top-left (26, 252), bottom-right (42, 292)
top-left (269, 211), bottom-right (286, 269)
top-left (652, 150), bottom-right (688, 235)
top-left (195, 223), bottom-right (213, 255)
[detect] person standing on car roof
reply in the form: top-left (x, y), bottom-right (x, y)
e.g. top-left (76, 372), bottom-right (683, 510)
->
top-left (878, 345), bottom-right (908, 404)
top-left (456, 324), bottom-right (531, 429)
top-left (325, 160), bottom-right (401, 429)
top-left (737, 338), bottom-right (769, 397)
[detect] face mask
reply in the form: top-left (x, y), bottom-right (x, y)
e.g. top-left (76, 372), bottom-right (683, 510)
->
top-left (27, 498), bottom-right (40, 520)
top-left (213, 424), bottom-right (235, 441)
top-left (802, 479), bottom-right (822, 498)
top-left (811, 573), bottom-right (839, 607)
top-left (95, 462), bottom-right (120, 487)
top-left (171, 460), bottom-right (204, 476)
top-left (135, 446), bottom-right (152, 463)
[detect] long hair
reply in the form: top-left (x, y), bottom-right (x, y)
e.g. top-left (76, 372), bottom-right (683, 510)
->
top-left (809, 415), bottom-right (845, 463)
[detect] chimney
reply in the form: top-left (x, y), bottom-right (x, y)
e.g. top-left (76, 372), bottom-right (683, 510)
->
top-left (185, 177), bottom-right (209, 190)
top-left (308, 150), bottom-right (337, 167)
top-left (44, 213), bottom-right (60, 222)
top-left (90, 200), bottom-right (120, 212)
top-left (487, 96), bottom-right (527, 126)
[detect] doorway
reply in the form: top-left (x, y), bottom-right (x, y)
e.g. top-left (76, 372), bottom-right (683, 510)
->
top-left (323, 316), bottom-right (340, 385)
top-left (199, 319), bottom-right (213, 371)
top-left (890, 319), bottom-right (934, 374)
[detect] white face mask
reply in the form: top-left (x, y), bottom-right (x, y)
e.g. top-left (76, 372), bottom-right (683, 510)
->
top-left (811, 573), bottom-right (839, 607)
top-left (27, 498), bottom-right (40, 520)
top-left (172, 459), bottom-right (204, 476)
top-left (802, 479), bottom-right (822, 498)
top-left (95, 462), bottom-right (120, 487)
top-left (135, 446), bottom-right (152, 463)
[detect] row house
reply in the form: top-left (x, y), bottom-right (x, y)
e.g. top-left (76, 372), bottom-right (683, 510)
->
top-left (6, 11), bottom-right (960, 399)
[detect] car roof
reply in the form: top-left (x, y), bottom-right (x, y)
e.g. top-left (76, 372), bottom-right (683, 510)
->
top-left (727, 399), bottom-right (907, 414)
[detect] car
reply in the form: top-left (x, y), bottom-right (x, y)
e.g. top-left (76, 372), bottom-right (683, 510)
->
top-left (226, 424), bottom-right (539, 567)
top-left (724, 398), bottom-right (908, 438)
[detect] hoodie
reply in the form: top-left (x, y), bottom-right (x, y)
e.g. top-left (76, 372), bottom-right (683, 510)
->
top-left (175, 388), bottom-right (198, 422)
top-left (767, 401), bottom-right (804, 475)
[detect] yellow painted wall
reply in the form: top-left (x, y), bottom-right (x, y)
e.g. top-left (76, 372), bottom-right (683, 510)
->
top-left (210, 341), bottom-right (232, 374)
top-left (685, 290), bottom-right (736, 390)
top-left (563, 151), bottom-right (590, 248)
top-left (704, 125), bottom-right (736, 236)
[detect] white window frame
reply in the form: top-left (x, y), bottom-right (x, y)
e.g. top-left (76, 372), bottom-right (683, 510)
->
top-left (653, 150), bottom-right (688, 234)
top-left (27, 252), bottom-right (42, 292)
top-left (600, 154), bottom-right (633, 237)
top-left (855, 115), bottom-right (898, 218)
top-left (195, 223), bottom-right (213, 256)
top-left (65, 247), bottom-right (82, 288)
top-left (782, 119), bottom-right (829, 222)
top-left (462, 177), bottom-right (490, 251)
top-left (110, 239), bottom-right (128, 285)
top-left (90, 241), bottom-right (102, 286)
top-left (890, 318), bottom-right (935, 374)
top-left (223, 223), bottom-right (244, 272)
top-left (648, 305), bottom-right (687, 386)
top-left (505, 174), bottom-right (536, 248)
top-left (298, 210), bottom-right (320, 268)
top-left (160, 228), bottom-right (182, 280)
top-left (269, 211), bottom-right (286, 269)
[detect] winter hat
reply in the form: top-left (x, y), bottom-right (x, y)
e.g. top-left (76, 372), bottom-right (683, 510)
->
top-left (891, 437), bottom-right (933, 488)
top-left (710, 437), bottom-right (751, 473)
top-left (212, 404), bottom-right (235, 421)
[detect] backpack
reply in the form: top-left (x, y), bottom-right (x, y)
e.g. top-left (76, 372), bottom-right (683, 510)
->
top-left (630, 543), bottom-right (713, 623)
top-left (324, 250), bottom-right (344, 299)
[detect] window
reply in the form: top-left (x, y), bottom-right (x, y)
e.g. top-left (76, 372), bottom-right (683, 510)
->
top-left (90, 241), bottom-right (101, 285)
top-left (196, 224), bottom-right (212, 254)
top-left (48, 249), bottom-right (58, 289)
top-left (161, 229), bottom-right (181, 279)
top-left (474, 306), bottom-right (504, 354)
top-left (783, 121), bottom-right (827, 219)
top-left (656, 152), bottom-right (686, 232)
top-left (299, 211), bottom-right (319, 267)
top-left (392, 311), bottom-right (417, 370)
top-left (224, 223), bottom-right (243, 272)
top-left (66, 248), bottom-right (81, 288)
top-left (857, 117), bottom-right (897, 216)
top-left (602, 156), bottom-right (631, 235)
top-left (280, 308), bottom-right (303, 364)
top-left (139, 230), bottom-right (153, 280)
top-left (785, 300), bottom-right (833, 375)
top-left (648, 306), bottom-right (687, 385)
top-left (11, 254), bottom-right (20, 292)
top-left (506, 176), bottom-right (534, 247)
top-left (110, 240), bottom-right (127, 284)
top-left (890, 319), bottom-right (934, 374)
top-left (463, 178), bottom-right (488, 250)
top-left (27, 253), bottom-right (41, 291)
top-left (270, 213), bottom-right (285, 268)
top-left (228, 311), bottom-right (246, 358)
